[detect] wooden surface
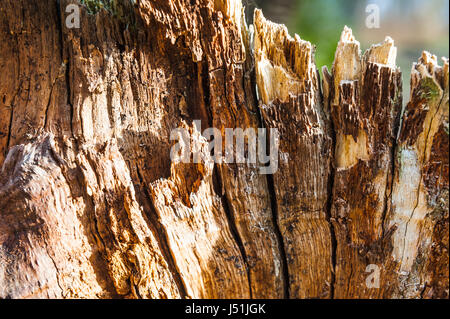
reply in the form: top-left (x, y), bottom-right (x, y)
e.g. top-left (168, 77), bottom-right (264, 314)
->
top-left (0, 0), bottom-right (448, 299)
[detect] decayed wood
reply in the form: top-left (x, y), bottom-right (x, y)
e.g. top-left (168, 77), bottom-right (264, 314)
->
top-left (254, 10), bottom-right (334, 299)
top-left (205, 7), bottom-right (285, 298)
top-left (0, 0), bottom-right (448, 299)
top-left (138, 0), bottom-right (251, 299)
top-left (0, 134), bottom-right (181, 298)
top-left (386, 53), bottom-right (449, 299)
top-left (323, 28), bottom-right (403, 298)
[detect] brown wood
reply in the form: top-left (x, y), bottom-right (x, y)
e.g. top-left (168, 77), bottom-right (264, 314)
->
top-left (0, 0), bottom-right (448, 299)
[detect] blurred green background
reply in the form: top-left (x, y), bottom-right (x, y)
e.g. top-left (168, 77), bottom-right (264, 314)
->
top-left (245, 0), bottom-right (449, 102)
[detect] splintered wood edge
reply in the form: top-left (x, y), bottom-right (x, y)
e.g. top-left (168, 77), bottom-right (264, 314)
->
top-left (327, 27), bottom-right (399, 170)
top-left (331, 26), bottom-right (362, 107)
top-left (214, 0), bottom-right (243, 28)
top-left (389, 52), bottom-right (448, 279)
top-left (253, 9), bottom-right (317, 105)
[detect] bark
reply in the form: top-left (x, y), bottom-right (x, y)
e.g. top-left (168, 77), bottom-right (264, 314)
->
top-left (254, 11), bottom-right (334, 298)
top-left (324, 30), bottom-right (403, 299)
top-left (387, 52), bottom-right (449, 298)
top-left (0, 0), bottom-right (448, 299)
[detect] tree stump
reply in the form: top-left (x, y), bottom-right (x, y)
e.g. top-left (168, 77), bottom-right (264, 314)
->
top-left (0, 0), bottom-right (448, 299)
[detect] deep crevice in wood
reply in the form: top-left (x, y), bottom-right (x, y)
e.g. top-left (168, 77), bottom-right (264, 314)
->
top-left (137, 166), bottom-right (188, 299)
top-left (266, 171), bottom-right (290, 299)
top-left (213, 164), bottom-right (253, 298)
